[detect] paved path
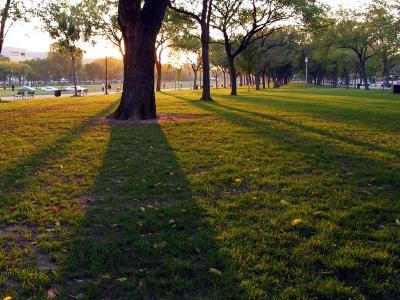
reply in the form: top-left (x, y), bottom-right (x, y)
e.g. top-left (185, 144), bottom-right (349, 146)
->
top-left (0, 88), bottom-right (193, 102)
top-left (0, 91), bottom-right (115, 102)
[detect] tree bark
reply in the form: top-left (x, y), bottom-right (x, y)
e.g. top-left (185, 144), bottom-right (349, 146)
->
top-left (72, 57), bottom-right (78, 96)
top-left (200, 22), bottom-right (212, 101)
top-left (262, 73), bottom-right (266, 89)
top-left (193, 68), bottom-right (198, 89)
top-left (111, 0), bottom-right (168, 121)
top-left (156, 59), bottom-right (162, 92)
top-left (255, 72), bottom-right (261, 90)
top-left (360, 59), bottom-right (369, 90)
top-left (228, 56), bottom-right (237, 95)
top-left (0, 0), bottom-right (11, 54)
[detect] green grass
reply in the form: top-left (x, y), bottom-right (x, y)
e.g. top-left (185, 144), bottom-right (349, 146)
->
top-left (0, 87), bottom-right (399, 299)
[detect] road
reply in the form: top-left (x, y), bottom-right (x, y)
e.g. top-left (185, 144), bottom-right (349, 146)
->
top-left (0, 88), bottom-right (194, 102)
top-left (0, 91), bottom-right (115, 102)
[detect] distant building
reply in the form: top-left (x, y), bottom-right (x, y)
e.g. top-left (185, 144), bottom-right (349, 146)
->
top-left (2, 47), bottom-right (47, 62)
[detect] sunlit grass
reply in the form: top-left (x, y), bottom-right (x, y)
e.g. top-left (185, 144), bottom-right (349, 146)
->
top-left (0, 87), bottom-right (399, 299)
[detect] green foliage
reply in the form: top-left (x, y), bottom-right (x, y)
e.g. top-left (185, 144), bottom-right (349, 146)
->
top-left (84, 57), bottom-right (123, 81)
top-left (39, 1), bottom-right (91, 95)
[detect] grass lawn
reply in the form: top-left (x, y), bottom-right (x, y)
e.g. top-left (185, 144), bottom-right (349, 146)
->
top-left (0, 87), bottom-right (399, 299)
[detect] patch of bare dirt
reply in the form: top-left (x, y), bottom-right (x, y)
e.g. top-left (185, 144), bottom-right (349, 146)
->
top-left (107, 113), bottom-right (210, 126)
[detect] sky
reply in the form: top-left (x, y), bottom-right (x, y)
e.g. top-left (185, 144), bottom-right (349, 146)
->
top-left (3, 0), bottom-right (369, 60)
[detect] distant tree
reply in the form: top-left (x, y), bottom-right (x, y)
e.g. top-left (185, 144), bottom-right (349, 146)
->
top-left (0, 60), bottom-right (31, 84)
top-left (333, 10), bottom-right (377, 90)
top-left (84, 57), bottom-right (123, 82)
top-left (368, 0), bottom-right (400, 82)
top-left (84, 61), bottom-right (103, 83)
top-left (173, 36), bottom-right (202, 89)
top-left (155, 10), bottom-right (193, 92)
top-left (47, 44), bottom-right (73, 83)
top-left (170, 0), bottom-right (214, 101)
top-left (210, 43), bottom-right (229, 88)
top-left (212, 0), bottom-right (317, 95)
top-left (40, 1), bottom-right (89, 96)
top-left (25, 59), bottom-right (52, 83)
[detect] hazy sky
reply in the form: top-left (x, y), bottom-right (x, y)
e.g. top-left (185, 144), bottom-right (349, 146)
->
top-left (3, 0), bottom-right (368, 59)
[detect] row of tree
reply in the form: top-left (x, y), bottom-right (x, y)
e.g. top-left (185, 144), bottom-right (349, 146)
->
top-left (0, 0), bottom-right (399, 119)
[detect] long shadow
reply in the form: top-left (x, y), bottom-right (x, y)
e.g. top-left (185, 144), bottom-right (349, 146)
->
top-left (213, 101), bottom-right (400, 159)
top-left (171, 94), bottom-right (400, 177)
top-left (60, 122), bottom-right (240, 299)
top-left (172, 95), bottom-right (400, 298)
top-left (214, 91), bottom-right (400, 132)
top-left (0, 102), bottom-right (117, 209)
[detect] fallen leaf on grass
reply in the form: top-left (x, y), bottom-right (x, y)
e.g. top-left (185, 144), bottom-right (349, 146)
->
top-left (3, 297), bottom-right (12, 300)
top-left (234, 178), bottom-right (242, 184)
top-left (55, 221), bottom-right (61, 227)
top-left (139, 207), bottom-right (146, 212)
top-left (280, 200), bottom-right (290, 206)
top-left (117, 277), bottom-right (127, 282)
top-left (47, 288), bottom-right (59, 299)
top-left (291, 219), bottom-right (302, 226)
top-left (271, 218), bottom-right (278, 225)
top-left (209, 268), bottom-right (222, 276)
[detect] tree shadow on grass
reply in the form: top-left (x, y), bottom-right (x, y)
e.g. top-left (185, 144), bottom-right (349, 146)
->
top-left (213, 101), bottom-right (400, 159)
top-left (0, 103), bottom-right (117, 209)
top-left (0, 103), bottom-right (118, 296)
top-left (173, 95), bottom-right (400, 298)
top-left (60, 122), bottom-right (239, 299)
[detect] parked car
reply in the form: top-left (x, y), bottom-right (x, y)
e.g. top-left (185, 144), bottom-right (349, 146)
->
top-left (65, 85), bottom-right (88, 93)
top-left (382, 81), bottom-right (392, 88)
top-left (41, 86), bottom-right (59, 92)
top-left (18, 86), bottom-right (36, 92)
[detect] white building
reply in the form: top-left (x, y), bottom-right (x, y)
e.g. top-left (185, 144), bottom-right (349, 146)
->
top-left (2, 47), bottom-right (32, 62)
top-left (2, 47), bottom-right (47, 62)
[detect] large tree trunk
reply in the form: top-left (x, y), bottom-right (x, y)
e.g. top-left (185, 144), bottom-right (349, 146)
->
top-left (200, 22), bottom-right (212, 101)
top-left (111, 0), bottom-right (168, 121)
